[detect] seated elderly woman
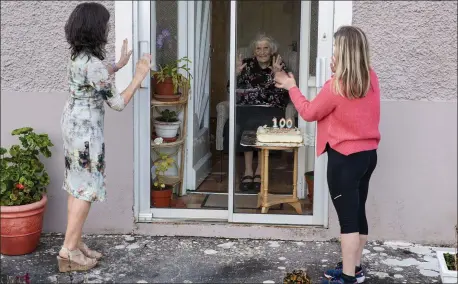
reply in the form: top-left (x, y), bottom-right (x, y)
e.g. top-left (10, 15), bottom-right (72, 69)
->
top-left (230, 34), bottom-right (290, 192)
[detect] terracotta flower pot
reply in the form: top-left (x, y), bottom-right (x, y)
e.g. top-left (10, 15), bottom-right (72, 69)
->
top-left (155, 77), bottom-right (175, 96)
top-left (1, 194), bottom-right (47, 255)
top-left (151, 188), bottom-right (172, 208)
top-left (305, 171), bottom-right (314, 200)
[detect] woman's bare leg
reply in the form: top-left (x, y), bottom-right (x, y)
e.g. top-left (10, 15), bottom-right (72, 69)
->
top-left (355, 234), bottom-right (367, 267)
top-left (67, 195), bottom-right (82, 245)
top-left (244, 151), bottom-right (254, 177)
top-left (254, 151), bottom-right (262, 177)
top-left (61, 198), bottom-right (91, 253)
top-left (341, 233), bottom-right (360, 277)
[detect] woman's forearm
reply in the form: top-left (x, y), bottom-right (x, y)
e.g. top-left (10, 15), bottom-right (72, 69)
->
top-left (120, 77), bottom-right (142, 105)
top-left (107, 63), bottom-right (122, 76)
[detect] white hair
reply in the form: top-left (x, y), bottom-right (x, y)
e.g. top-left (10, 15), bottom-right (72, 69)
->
top-left (250, 33), bottom-right (278, 56)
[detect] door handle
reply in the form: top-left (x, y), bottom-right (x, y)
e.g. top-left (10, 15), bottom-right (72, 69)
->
top-left (315, 57), bottom-right (321, 88)
top-left (139, 40), bottom-right (150, 89)
top-left (315, 57), bottom-right (327, 88)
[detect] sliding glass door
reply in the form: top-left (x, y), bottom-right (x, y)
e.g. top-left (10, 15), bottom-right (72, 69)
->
top-left (227, 0), bottom-right (335, 225)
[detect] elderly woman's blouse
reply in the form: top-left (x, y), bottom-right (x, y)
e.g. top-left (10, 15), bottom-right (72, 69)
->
top-left (235, 57), bottom-right (289, 109)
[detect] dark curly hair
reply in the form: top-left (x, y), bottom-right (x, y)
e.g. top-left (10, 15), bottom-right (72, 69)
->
top-left (65, 2), bottom-right (110, 61)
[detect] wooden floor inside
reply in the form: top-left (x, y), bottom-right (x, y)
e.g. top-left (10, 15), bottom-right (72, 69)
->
top-left (168, 152), bottom-right (314, 215)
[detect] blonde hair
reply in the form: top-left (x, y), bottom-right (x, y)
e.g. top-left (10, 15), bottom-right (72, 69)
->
top-left (332, 26), bottom-right (371, 99)
top-left (250, 33), bottom-right (278, 56)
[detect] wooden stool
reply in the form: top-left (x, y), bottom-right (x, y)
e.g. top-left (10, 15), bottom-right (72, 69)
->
top-left (254, 145), bottom-right (303, 214)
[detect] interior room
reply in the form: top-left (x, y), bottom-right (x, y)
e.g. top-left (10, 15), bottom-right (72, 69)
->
top-left (150, 0), bottom-right (318, 215)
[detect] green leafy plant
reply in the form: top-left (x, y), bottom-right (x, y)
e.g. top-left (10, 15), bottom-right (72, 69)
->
top-left (152, 153), bottom-right (175, 191)
top-left (0, 127), bottom-right (53, 206)
top-left (156, 109), bottom-right (178, 123)
top-left (151, 57), bottom-right (193, 93)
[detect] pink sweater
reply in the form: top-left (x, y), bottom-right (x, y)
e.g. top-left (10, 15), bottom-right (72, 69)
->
top-left (289, 69), bottom-right (381, 156)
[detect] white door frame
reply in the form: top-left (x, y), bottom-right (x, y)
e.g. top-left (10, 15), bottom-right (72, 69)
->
top-left (183, 1), bottom-right (213, 192)
top-left (116, 1), bottom-right (353, 223)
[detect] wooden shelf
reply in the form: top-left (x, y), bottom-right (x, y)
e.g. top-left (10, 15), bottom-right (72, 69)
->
top-left (150, 89), bottom-right (189, 197)
top-left (151, 138), bottom-right (185, 148)
top-left (151, 96), bottom-right (188, 106)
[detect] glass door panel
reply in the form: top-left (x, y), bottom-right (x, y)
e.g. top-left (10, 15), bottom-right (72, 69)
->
top-left (136, 1), bottom-right (228, 220)
top-left (228, 0), bottom-right (334, 225)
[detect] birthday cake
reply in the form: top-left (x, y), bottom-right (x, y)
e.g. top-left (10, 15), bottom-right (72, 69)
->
top-left (256, 125), bottom-right (303, 144)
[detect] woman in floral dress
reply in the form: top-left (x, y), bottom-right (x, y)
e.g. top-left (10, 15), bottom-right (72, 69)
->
top-left (58, 2), bottom-right (151, 272)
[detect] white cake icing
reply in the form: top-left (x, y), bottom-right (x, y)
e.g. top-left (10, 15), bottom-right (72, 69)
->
top-left (256, 125), bottom-right (303, 143)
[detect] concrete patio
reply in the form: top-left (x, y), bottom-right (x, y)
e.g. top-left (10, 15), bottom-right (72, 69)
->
top-left (0, 234), bottom-right (447, 283)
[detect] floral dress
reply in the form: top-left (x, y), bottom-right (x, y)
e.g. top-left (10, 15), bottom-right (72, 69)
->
top-left (61, 54), bottom-right (126, 202)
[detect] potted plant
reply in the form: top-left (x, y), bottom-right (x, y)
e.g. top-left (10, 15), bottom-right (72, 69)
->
top-left (151, 56), bottom-right (192, 101)
top-left (436, 225), bottom-right (458, 283)
top-left (153, 109), bottom-right (181, 141)
top-left (0, 127), bottom-right (53, 255)
top-left (305, 171), bottom-right (314, 200)
top-left (151, 153), bottom-right (175, 208)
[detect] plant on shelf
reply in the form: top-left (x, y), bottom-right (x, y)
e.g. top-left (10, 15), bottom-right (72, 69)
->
top-left (0, 127), bottom-right (53, 255)
top-left (151, 153), bottom-right (175, 208)
top-left (156, 109), bottom-right (178, 123)
top-left (151, 56), bottom-right (192, 100)
top-left (153, 109), bottom-right (181, 141)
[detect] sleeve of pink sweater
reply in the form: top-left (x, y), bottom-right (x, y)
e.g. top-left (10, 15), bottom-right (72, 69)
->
top-left (288, 80), bottom-right (337, 122)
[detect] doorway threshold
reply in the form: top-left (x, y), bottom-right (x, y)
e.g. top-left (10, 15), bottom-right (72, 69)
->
top-left (134, 220), bottom-right (332, 241)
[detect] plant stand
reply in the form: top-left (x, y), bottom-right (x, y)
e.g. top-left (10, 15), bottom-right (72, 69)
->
top-left (436, 249), bottom-right (458, 283)
top-left (151, 88), bottom-right (188, 200)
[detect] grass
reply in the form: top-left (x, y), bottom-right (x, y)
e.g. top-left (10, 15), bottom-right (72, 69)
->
top-left (444, 252), bottom-right (457, 271)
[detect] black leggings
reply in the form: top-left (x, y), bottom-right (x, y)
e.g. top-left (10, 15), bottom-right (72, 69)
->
top-left (326, 144), bottom-right (377, 235)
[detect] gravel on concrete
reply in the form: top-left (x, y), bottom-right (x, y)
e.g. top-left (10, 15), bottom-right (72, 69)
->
top-left (0, 234), bottom-right (445, 283)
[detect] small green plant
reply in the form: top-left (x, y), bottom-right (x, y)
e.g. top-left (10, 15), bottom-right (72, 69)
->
top-left (151, 57), bottom-right (193, 93)
top-left (444, 252), bottom-right (457, 271)
top-left (0, 127), bottom-right (54, 206)
top-left (156, 109), bottom-right (178, 123)
top-left (152, 153), bottom-right (175, 191)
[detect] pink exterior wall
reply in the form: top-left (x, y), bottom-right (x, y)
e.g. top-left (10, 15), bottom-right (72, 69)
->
top-left (1, 1), bottom-right (135, 234)
top-left (1, 1), bottom-right (456, 243)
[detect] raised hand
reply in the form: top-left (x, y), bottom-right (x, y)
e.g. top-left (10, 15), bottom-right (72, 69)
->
top-left (236, 53), bottom-right (247, 74)
top-left (117, 39), bottom-right (133, 69)
top-left (275, 71), bottom-right (297, 91)
top-left (134, 53), bottom-right (151, 82)
top-left (272, 54), bottom-right (283, 73)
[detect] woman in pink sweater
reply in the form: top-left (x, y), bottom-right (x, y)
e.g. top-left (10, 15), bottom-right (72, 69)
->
top-left (275, 26), bottom-right (380, 284)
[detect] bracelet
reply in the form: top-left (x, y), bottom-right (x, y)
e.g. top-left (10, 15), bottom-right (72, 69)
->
top-left (112, 62), bottom-right (119, 73)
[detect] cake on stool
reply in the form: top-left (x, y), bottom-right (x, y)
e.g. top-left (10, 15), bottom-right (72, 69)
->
top-left (256, 117), bottom-right (303, 144)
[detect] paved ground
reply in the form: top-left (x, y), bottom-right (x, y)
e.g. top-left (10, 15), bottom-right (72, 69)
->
top-left (1, 234), bottom-right (446, 283)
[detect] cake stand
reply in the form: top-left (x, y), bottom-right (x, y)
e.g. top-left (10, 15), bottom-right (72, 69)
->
top-left (240, 130), bottom-right (304, 214)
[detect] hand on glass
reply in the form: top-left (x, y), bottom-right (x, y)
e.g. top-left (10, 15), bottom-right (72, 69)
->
top-left (330, 56), bottom-right (336, 73)
top-left (236, 54), bottom-right (247, 74)
top-left (117, 39), bottom-right (133, 69)
top-left (134, 53), bottom-right (152, 82)
top-left (272, 55), bottom-right (283, 73)
top-left (275, 71), bottom-right (297, 91)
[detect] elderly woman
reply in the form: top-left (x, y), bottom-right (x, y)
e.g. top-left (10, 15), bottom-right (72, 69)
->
top-left (232, 34), bottom-right (289, 192)
top-left (59, 3), bottom-right (151, 272)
